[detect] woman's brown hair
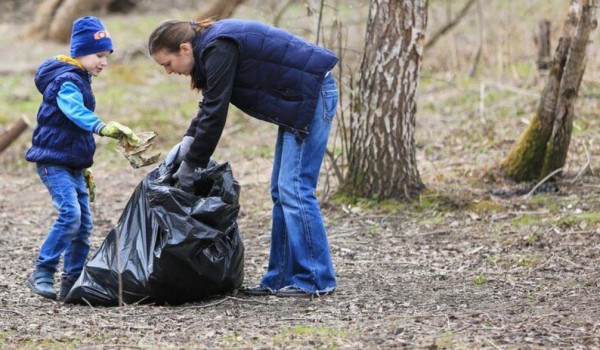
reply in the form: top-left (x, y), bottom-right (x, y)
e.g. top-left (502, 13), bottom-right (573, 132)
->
top-left (148, 18), bottom-right (215, 89)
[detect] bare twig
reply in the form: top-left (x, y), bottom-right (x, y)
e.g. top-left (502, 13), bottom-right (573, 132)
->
top-left (555, 256), bottom-right (588, 270)
top-left (425, 0), bottom-right (477, 50)
top-left (523, 167), bottom-right (564, 200)
top-left (484, 337), bottom-right (503, 350)
top-left (570, 141), bottom-right (593, 183)
top-left (468, 0), bottom-right (483, 78)
top-left (0, 308), bottom-right (24, 316)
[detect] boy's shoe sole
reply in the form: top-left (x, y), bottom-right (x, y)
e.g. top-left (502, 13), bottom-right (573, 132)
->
top-left (27, 276), bottom-right (57, 300)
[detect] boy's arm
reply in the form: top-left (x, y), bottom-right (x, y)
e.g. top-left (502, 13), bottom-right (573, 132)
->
top-left (56, 82), bottom-right (106, 134)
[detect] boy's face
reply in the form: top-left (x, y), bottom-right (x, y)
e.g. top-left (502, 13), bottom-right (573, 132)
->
top-left (76, 51), bottom-right (111, 76)
top-left (152, 43), bottom-right (195, 76)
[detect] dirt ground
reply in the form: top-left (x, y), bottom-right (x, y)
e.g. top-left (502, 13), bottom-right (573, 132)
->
top-left (2, 159), bottom-right (600, 349)
top-left (2, 1), bottom-right (600, 349)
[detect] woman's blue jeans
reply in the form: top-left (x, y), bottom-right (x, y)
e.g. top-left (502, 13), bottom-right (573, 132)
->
top-left (261, 74), bottom-right (338, 294)
top-left (34, 164), bottom-right (93, 279)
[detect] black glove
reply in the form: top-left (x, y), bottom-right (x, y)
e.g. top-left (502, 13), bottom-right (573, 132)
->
top-left (165, 136), bottom-right (194, 166)
top-left (173, 160), bottom-right (204, 192)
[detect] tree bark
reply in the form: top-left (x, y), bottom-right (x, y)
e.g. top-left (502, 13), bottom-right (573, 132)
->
top-left (501, 0), bottom-right (596, 182)
top-left (541, 0), bottom-right (596, 178)
top-left (195, 0), bottom-right (246, 20)
top-left (26, 0), bottom-right (122, 43)
top-left (536, 20), bottom-right (552, 70)
top-left (49, 0), bottom-right (112, 43)
top-left (342, 0), bottom-right (427, 200)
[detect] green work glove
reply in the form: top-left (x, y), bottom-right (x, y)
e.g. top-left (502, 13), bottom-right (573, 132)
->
top-left (100, 121), bottom-right (141, 146)
top-left (83, 168), bottom-right (96, 202)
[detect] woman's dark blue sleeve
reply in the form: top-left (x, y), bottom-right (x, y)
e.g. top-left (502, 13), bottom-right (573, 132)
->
top-left (185, 39), bottom-right (239, 168)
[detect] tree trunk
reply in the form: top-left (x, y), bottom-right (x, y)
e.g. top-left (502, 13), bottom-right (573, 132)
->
top-left (501, 0), bottom-right (596, 182)
top-left (500, 37), bottom-right (571, 181)
top-left (26, 0), bottom-right (122, 43)
top-left (541, 0), bottom-right (596, 178)
top-left (342, 0), bottom-right (427, 200)
top-left (49, 0), bottom-right (113, 43)
top-left (536, 20), bottom-right (552, 70)
top-left (195, 0), bottom-right (246, 20)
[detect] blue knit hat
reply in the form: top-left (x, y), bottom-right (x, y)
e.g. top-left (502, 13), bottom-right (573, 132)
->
top-left (70, 16), bottom-right (113, 58)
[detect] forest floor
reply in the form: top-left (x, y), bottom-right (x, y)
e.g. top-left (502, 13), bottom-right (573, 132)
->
top-left (2, 1), bottom-right (600, 349)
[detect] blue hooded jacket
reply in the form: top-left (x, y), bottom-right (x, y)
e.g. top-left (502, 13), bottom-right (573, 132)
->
top-left (26, 58), bottom-right (97, 169)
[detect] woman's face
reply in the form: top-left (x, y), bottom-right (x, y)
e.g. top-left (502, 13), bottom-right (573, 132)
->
top-left (152, 43), bottom-right (195, 76)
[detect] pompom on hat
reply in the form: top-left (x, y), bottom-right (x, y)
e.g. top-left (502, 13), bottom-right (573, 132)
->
top-left (70, 16), bottom-right (113, 58)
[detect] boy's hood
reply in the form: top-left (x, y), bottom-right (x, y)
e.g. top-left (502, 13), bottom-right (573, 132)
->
top-left (34, 56), bottom-right (88, 94)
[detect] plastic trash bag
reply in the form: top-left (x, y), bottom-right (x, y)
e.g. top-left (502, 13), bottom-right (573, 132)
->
top-left (64, 151), bottom-right (244, 306)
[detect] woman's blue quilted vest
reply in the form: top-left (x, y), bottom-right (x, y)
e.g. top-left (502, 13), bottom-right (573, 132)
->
top-left (193, 19), bottom-right (338, 138)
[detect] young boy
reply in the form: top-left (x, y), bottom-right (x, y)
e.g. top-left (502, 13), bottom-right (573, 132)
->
top-left (25, 16), bottom-right (139, 300)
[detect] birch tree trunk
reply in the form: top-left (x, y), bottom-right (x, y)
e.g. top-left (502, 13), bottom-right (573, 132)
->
top-left (501, 0), bottom-right (596, 181)
top-left (342, 0), bottom-right (427, 200)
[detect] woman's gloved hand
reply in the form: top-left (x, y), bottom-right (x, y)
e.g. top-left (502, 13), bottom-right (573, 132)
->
top-left (173, 160), bottom-right (204, 192)
top-left (83, 168), bottom-right (96, 202)
top-left (165, 136), bottom-right (194, 166)
top-left (100, 121), bottom-right (141, 146)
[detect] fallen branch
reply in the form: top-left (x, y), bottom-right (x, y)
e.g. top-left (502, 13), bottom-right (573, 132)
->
top-left (0, 115), bottom-right (30, 155)
top-left (523, 167), bottom-right (564, 200)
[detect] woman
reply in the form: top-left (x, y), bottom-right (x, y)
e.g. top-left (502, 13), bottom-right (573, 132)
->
top-left (148, 18), bottom-right (338, 297)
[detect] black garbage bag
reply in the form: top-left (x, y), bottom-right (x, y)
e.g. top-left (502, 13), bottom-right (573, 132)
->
top-left (64, 157), bottom-right (244, 306)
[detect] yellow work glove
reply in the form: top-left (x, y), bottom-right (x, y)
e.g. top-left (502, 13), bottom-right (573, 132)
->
top-left (100, 121), bottom-right (141, 146)
top-left (83, 168), bottom-right (96, 203)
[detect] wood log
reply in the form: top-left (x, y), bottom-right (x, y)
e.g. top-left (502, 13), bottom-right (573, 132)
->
top-left (0, 116), bottom-right (30, 155)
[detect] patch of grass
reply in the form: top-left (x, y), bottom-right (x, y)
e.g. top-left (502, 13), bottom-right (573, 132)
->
top-left (329, 192), bottom-right (408, 215)
top-left (528, 195), bottom-right (560, 212)
top-left (414, 192), bottom-right (468, 213)
top-left (0, 73), bottom-right (40, 123)
top-left (557, 212), bottom-right (600, 228)
top-left (0, 330), bottom-right (8, 348)
top-left (20, 336), bottom-right (82, 350)
top-left (527, 230), bottom-right (544, 244)
top-left (470, 200), bottom-right (503, 214)
top-left (421, 215), bottom-right (446, 227)
top-left (241, 145), bottom-right (274, 159)
top-left (485, 253), bottom-right (502, 265)
top-left (271, 326), bottom-right (346, 348)
top-left (513, 254), bottom-right (539, 268)
top-left (474, 274), bottom-right (486, 285)
top-left (511, 214), bottom-right (544, 226)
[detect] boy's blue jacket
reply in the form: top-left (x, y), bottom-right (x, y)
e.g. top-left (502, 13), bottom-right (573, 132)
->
top-left (26, 57), bottom-right (97, 169)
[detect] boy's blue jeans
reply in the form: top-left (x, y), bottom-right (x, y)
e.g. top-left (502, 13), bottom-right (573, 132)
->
top-left (261, 74), bottom-right (338, 294)
top-left (34, 164), bottom-right (93, 279)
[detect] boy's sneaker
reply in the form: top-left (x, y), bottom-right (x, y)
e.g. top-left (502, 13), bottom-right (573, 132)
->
top-left (27, 269), bottom-right (57, 300)
top-left (59, 275), bottom-right (79, 301)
